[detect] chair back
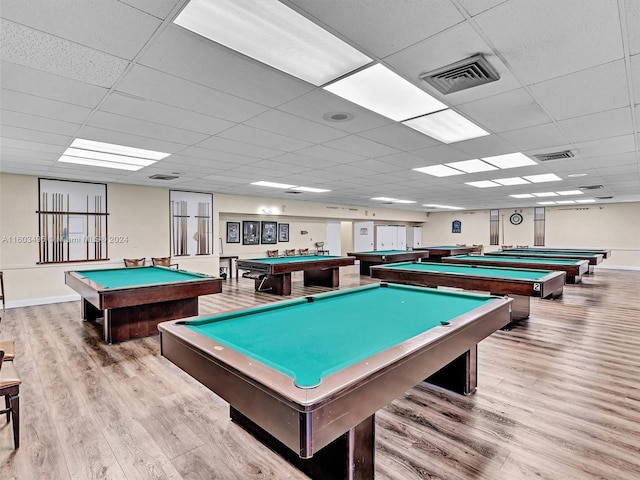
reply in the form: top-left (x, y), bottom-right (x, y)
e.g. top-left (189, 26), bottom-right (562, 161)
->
top-left (284, 249), bottom-right (296, 256)
top-left (152, 257), bottom-right (170, 266)
top-left (267, 250), bottom-right (279, 257)
top-left (298, 248), bottom-right (309, 255)
top-left (124, 258), bottom-right (145, 267)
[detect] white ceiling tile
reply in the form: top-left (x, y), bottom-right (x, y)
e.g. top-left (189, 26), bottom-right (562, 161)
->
top-left (0, 88), bottom-right (92, 123)
top-left (324, 135), bottom-right (400, 158)
top-left (170, 148), bottom-right (257, 166)
top-left (140, 25), bottom-right (314, 107)
top-left (625, 0), bottom-right (640, 56)
top-left (1, 110), bottom-right (81, 136)
top-left (409, 144), bottom-right (474, 163)
top-left (631, 54), bottom-right (640, 107)
top-left (458, 0), bottom-right (509, 17)
top-left (244, 110), bottom-right (347, 144)
top-left (193, 136), bottom-right (284, 159)
top-left (116, 65), bottom-right (269, 123)
top-left (456, 88), bottom-right (551, 133)
top-left (574, 134), bottom-right (636, 159)
top-left (358, 124), bottom-right (440, 151)
top-left (0, 137), bottom-right (66, 155)
top-left (270, 152), bottom-right (341, 169)
top-left (0, 19), bottom-right (128, 88)
top-left (218, 125), bottom-right (312, 152)
top-left (0, 0), bottom-right (162, 59)
top-left (474, 0), bottom-right (624, 84)
top-left (500, 123), bottom-right (572, 151)
top-left (277, 90), bottom-right (391, 133)
top-left (1, 125), bottom-right (70, 146)
top-left (558, 107), bottom-right (634, 143)
top-left (118, 0), bottom-right (183, 19)
top-left (294, 145), bottom-right (365, 164)
top-left (289, 0), bottom-right (465, 58)
top-left (0, 61), bottom-right (108, 108)
top-left (87, 111), bottom-right (209, 145)
top-left (451, 135), bottom-right (520, 159)
top-left (99, 93), bottom-right (234, 136)
top-left (75, 126), bottom-right (187, 154)
top-left (529, 60), bottom-right (630, 120)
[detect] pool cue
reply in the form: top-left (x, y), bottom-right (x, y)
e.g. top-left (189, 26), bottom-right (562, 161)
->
top-left (66, 193), bottom-right (70, 261)
top-left (182, 201), bottom-right (187, 255)
top-left (43, 193), bottom-right (47, 262)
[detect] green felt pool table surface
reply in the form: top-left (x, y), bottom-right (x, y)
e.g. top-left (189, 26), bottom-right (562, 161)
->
top-left (182, 283), bottom-right (497, 388)
top-left (446, 255), bottom-right (586, 266)
top-left (77, 266), bottom-right (211, 288)
top-left (242, 255), bottom-right (346, 264)
top-left (375, 261), bottom-right (555, 280)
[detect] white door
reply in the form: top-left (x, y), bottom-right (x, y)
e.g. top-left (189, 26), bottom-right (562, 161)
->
top-left (325, 221), bottom-right (341, 255)
top-left (412, 226), bottom-right (422, 248)
top-left (376, 225), bottom-right (395, 250)
top-left (397, 226), bottom-right (407, 250)
top-left (353, 221), bottom-right (374, 251)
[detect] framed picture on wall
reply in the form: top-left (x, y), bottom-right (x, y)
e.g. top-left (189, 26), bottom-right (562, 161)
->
top-left (261, 221), bottom-right (277, 244)
top-left (226, 222), bottom-right (240, 243)
top-left (242, 220), bottom-right (260, 245)
top-left (278, 223), bottom-right (289, 242)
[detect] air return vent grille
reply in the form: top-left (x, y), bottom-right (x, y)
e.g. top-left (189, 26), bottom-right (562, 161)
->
top-left (420, 54), bottom-right (500, 94)
top-left (533, 150), bottom-right (574, 162)
top-left (579, 185), bottom-right (604, 190)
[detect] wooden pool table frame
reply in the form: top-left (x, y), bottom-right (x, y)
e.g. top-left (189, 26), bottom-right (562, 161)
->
top-left (236, 255), bottom-right (355, 296)
top-left (370, 262), bottom-right (565, 323)
top-left (65, 267), bottom-right (222, 343)
top-left (346, 250), bottom-right (431, 275)
top-left (442, 255), bottom-right (589, 284)
top-left (489, 250), bottom-right (603, 273)
top-left (413, 245), bottom-right (482, 261)
top-left (159, 287), bottom-right (512, 480)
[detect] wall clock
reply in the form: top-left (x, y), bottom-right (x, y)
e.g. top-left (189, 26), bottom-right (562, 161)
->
top-left (509, 213), bottom-right (523, 225)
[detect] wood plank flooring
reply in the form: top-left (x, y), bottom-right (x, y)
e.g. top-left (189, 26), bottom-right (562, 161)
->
top-left (1, 266), bottom-right (639, 479)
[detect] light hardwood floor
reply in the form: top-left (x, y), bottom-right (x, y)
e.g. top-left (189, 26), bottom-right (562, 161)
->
top-left (1, 266), bottom-right (639, 479)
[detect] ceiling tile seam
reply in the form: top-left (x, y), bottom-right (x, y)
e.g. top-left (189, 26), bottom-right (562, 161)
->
top-left (617, 0), bottom-right (640, 174)
top-left (449, 0), bottom-right (577, 155)
top-left (53, 0), bottom-right (192, 152)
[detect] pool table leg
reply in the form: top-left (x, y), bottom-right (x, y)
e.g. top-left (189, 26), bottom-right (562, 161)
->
top-left (81, 298), bottom-right (102, 322)
top-left (303, 268), bottom-right (339, 288)
top-left (231, 406), bottom-right (374, 480)
top-left (425, 345), bottom-right (477, 395)
top-left (359, 261), bottom-right (374, 276)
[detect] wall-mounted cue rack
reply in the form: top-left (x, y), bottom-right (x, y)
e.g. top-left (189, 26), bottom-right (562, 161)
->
top-left (170, 191), bottom-right (212, 256)
top-left (37, 179), bottom-right (108, 264)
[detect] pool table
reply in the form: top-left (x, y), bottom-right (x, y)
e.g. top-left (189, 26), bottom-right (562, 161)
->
top-left (487, 250), bottom-right (603, 273)
top-left (347, 249), bottom-right (430, 275)
top-left (65, 266), bottom-right (222, 343)
top-left (370, 261), bottom-right (565, 323)
top-left (413, 245), bottom-right (482, 261)
top-left (442, 255), bottom-right (589, 284)
top-left (504, 246), bottom-right (612, 259)
top-left (236, 255), bottom-right (355, 295)
top-left (159, 283), bottom-right (512, 480)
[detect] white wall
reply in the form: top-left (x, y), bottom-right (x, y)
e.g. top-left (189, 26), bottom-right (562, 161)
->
top-left (0, 174), bottom-right (426, 306)
top-left (422, 204), bottom-right (640, 268)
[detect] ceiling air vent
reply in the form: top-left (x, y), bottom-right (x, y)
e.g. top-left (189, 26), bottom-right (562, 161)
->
top-left (285, 190), bottom-right (303, 194)
top-left (533, 150), bottom-right (574, 162)
top-left (149, 174), bottom-right (179, 180)
top-left (595, 196), bottom-right (613, 200)
top-left (420, 54), bottom-right (500, 94)
top-left (579, 185), bottom-right (604, 191)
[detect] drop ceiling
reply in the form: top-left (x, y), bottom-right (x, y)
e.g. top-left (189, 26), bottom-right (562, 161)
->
top-left (1, 0), bottom-right (639, 212)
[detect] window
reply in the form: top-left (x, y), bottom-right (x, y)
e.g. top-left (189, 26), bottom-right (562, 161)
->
top-left (170, 191), bottom-right (213, 256)
top-left (534, 207), bottom-right (545, 246)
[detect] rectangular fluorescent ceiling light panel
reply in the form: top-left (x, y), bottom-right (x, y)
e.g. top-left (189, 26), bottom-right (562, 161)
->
top-left (446, 159), bottom-right (497, 173)
top-left (557, 190), bottom-right (583, 195)
top-left (324, 64), bottom-right (446, 121)
top-left (537, 201), bottom-right (556, 205)
top-left (423, 204), bottom-right (464, 210)
top-left (493, 177), bottom-right (530, 186)
top-left (510, 193), bottom-right (535, 198)
top-left (174, 0), bottom-right (371, 86)
top-left (465, 180), bottom-right (501, 188)
top-left (413, 165), bottom-right (465, 177)
top-left (482, 152), bottom-right (536, 169)
top-left (556, 200), bottom-right (575, 204)
top-left (532, 192), bottom-right (558, 197)
top-left (576, 199), bottom-right (596, 203)
top-left (523, 173), bottom-right (562, 183)
top-left (403, 109), bottom-right (490, 144)
top-left (58, 138), bottom-right (168, 171)
top-left (371, 197), bottom-right (397, 201)
top-left (251, 181), bottom-right (296, 188)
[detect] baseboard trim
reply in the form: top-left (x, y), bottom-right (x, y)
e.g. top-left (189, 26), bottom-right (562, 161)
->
top-left (5, 294), bottom-right (81, 309)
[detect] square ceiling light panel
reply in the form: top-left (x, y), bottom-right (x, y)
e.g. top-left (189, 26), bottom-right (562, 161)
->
top-left (174, 0), bottom-right (372, 86)
top-left (482, 152), bottom-right (537, 169)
